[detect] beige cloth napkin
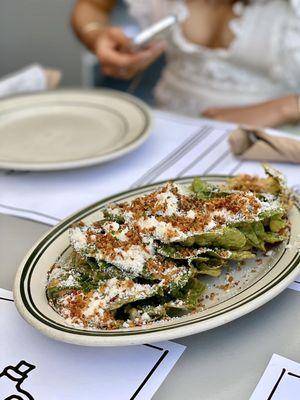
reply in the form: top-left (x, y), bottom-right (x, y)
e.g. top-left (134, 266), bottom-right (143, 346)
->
top-left (229, 126), bottom-right (300, 164)
top-left (44, 68), bottom-right (62, 89)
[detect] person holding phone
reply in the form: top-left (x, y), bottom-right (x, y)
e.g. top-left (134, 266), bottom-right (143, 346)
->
top-left (72, 0), bottom-right (167, 103)
top-left (72, 0), bottom-right (300, 128)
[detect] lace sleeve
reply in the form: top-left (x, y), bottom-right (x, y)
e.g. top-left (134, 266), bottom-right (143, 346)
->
top-left (272, 14), bottom-right (300, 90)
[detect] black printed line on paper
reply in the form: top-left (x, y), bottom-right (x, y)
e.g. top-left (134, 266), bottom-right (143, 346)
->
top-left (130, 350), bottom-right (169, 400)
top-left (0, 297), bottom-right (13, 303)
top-left (287, 371), bottom-right (300, 379)
top-left (267, 368), bottom-right (286, 400)
top-left (143, 344), bottom-right (164, 352)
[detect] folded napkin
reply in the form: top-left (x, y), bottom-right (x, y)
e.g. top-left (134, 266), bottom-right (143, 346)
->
top-left (229, 126), bottom-right (300, 163)
top-left (0, 64), bottom-right (62, 98)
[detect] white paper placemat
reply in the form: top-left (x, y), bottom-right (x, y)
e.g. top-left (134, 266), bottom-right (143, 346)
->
top-left (250, 354), bottom-right (300, 400)
top-left (0, 288), bottom-right (185, 400)
top-left (288, 280), bottom-right (300, 292)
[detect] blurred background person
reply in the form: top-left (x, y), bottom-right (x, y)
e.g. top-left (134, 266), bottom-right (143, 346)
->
top-left (72, 0), bottom-right (300, 129)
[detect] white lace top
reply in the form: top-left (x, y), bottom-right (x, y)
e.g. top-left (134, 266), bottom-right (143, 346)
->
top-left (124, 0), bottom-right (300, 116)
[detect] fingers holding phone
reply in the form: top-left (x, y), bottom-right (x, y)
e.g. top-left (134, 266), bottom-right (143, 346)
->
top-left (95, 27), bottom-right (166, 80)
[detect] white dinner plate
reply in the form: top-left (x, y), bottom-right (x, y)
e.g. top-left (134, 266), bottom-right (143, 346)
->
top-left (14, 176), bottom-right (300, 346)
top-left (0, 89), bottom-right (151, 170)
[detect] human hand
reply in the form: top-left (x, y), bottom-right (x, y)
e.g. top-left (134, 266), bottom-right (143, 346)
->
top-left (202, 96), bottom-right (299, 128)
top-left (94, 27), bottom-right (166, 79)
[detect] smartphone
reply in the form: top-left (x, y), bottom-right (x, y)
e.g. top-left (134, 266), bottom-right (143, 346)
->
top-left (131, 15), bottom-right (177, 50)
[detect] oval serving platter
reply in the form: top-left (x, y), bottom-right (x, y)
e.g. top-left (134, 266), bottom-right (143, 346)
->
top-left (14, 176), bottom-right (300, 346)
top-left (0, 89), bottom-right (151, 171)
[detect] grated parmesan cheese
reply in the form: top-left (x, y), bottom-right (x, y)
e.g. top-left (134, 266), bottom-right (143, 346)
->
top-left (113, 245), bottom-right (152, 275)
top-left (69, 227), bottom-right (87, 251)
top-left (156, 189), bottom-right (179, 216)
top-left (186, 210), bottom-right (196, 219)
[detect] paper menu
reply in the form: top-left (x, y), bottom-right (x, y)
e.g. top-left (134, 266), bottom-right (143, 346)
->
top-left (0, 289), bottom-right (185, 400)
top-left (250, 354), bottom-right (300, 400)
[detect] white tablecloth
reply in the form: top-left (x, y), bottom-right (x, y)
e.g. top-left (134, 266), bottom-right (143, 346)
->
top-left (1, 110), bottom-right (299, 226)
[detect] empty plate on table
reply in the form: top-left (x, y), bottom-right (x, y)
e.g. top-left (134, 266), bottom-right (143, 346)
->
top-left (13, 176), bottom-right (300, 347)
top-left (0, 89), bottom-right (151, 171)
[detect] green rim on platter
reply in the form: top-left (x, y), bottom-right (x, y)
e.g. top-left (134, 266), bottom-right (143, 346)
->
top-left (14, 176), bottom-right (300, 345)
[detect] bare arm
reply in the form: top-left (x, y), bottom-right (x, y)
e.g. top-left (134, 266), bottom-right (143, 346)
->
top-left (202, 95), bottom-right (300, 128)
top-left (71, 0), bottom-right (116, 52)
